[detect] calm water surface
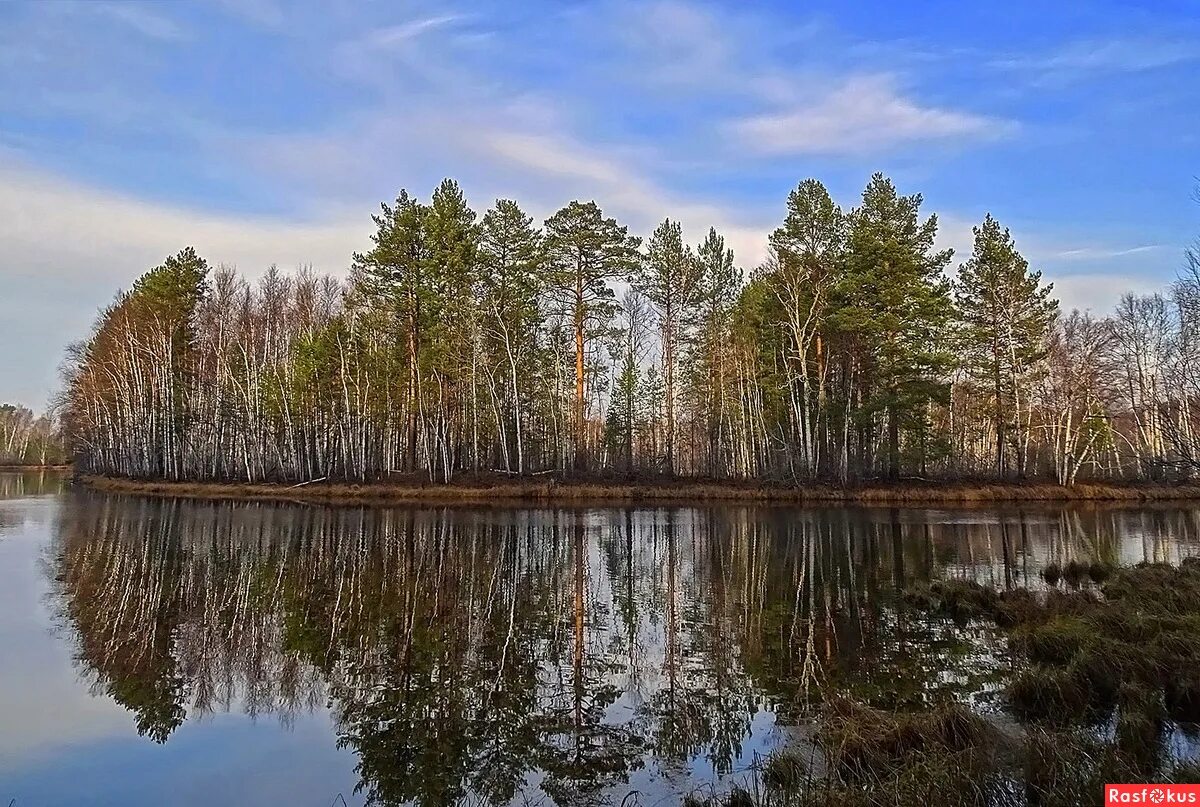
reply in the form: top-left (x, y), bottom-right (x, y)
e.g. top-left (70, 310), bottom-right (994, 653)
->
top-left (2, 471), bottom-right (1199, 806)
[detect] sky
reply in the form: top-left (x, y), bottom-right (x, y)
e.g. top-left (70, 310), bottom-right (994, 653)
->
top-left (1, 0), bottom-right (1198, 409)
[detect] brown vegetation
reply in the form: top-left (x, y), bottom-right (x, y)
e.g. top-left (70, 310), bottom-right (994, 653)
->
top-left (78, 473), bottom-right (1200, 505)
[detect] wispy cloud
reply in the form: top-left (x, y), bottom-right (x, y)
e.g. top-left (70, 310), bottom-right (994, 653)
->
top-left (1047, 244), bottom-right (1165, 261)
top-left (479, 131), bottom-right (772, 266)
top-left (731, 74), bottom-right (1014, 155)
top-left (89, 2), bottom-right (188, 42)
top-left (993, 38), bottom-right (1200, 84)
top-left (359, 15), bottom-right (466, 50)
top-left (0, 161), bottom-right (367, 405)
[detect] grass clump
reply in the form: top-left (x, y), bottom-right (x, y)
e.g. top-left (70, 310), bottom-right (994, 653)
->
top-left (1012, 616), bottom-right (1092, 665)
top-left (1008, 666), bottom-right (1088, 722)
top-left (1114, 684), bottom-right (1166, 776)
top-left (1088, 561), bottom-right (1113, 584)
top-left (907, 560), bottom-right (1200, 745)
top-left (902, 579), bottom-right (999, 621)
top-left (761, 750), bottom-right (809, 792)
top-left (820, 698), bottom-right (1000, 780)
top-left (1061, 560), bottom-right (1086, 587)
top-left (673, 696), bottom-right (1194, 807)
top-left (1164, 671), bottom-right (1200, 723)
top-left (1171, 759), bottom-right (1200, 784)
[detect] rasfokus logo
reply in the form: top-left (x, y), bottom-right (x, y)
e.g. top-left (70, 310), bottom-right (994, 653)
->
top-left (1106, 785), bottom-right (1200, 805)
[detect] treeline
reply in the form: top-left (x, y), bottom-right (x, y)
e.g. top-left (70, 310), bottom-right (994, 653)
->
top-left (0, 403), bottom-right (65, 466)
top-left (61, 174), bottom-right (1200, 484)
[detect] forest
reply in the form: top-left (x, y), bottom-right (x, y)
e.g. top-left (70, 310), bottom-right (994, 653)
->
top-left (59, 174), bottom-right (1200, 486)
top-left (0, 403), bottom-right (65, 466)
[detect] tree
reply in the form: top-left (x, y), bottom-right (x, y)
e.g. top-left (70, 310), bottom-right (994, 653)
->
top-left (633, 219), bottom-right (704, 475)
top-left (423, 179), bottom-right (481, 476)
top-left (478, 199), bottom-right (545, 473)
top-left (58, 173), bottom-right (1198, 487)
top-left (543, 201), bottom-right (641, 471)
top-left (955, 215), bottom-right (1058, 477)
top-left (1039, 311), bottom-right (1111, 485)
top-left (767, 179), bottom-right (845, 478)
top-left (836, 174), bottom-right (954, 479)
top-left (352, 190), bottom-right (430, 473)
top-left (605, 291), bottom-right (652, 473)
top-left (690, 228), bottom-right (742, 476)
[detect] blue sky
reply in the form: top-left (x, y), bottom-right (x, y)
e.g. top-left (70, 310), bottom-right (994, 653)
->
top-left (1, 0), bottom-right (1198, 407)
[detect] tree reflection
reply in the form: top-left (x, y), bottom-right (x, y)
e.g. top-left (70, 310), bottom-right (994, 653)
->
top-left (48, 496), bottom-right (1200, 805)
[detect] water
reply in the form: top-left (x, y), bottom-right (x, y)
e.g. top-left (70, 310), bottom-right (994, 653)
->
top-left (2, 472), bottom-right (1199, 806)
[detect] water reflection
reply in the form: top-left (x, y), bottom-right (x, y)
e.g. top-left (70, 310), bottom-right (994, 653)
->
top-left (47, 495), bottom-right (1200, 805)
top-left (0, 469), bottom-right (65, 500)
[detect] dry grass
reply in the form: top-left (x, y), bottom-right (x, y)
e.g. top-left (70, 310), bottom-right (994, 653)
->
top-left (0, 464), bottom-right (72, 471)
top-left (78, 474), bottom-right (1200, 506)
top-left (908, 560), bottom-right (1200, 733)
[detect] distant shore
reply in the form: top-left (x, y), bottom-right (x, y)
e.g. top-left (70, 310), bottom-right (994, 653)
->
top-left (78, 474), bottom-right (1200, 506)
top-left (0, 464), bottom-right (72, 471)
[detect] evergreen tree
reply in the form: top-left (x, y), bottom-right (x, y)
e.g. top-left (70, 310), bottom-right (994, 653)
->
top-left (351, 189), bottom-right (430, 471)
top-left (633, 219), bottom-right (704, 475)
top-left (479, 199), bottom-right (544, 472)
top-left (423, 179), bottom-right (481, 474)
top-left (955, 214), bottom-right (1059, 476)
top-left (767, 179), bottom-right (845, 477)
top-left (691, 228), bottom-right (741, 476)
top-left (604, 291), bottom-right (651, 474)
top-left (543, 201), bottom-right (641, 470)
top-left (836, 174), bottom-right (954, 479)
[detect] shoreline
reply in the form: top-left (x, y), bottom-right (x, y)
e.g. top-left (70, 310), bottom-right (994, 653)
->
top-left (77, 474), bottom-right (1200, 506)
top-left (0, 464), bottom-right (72, 471)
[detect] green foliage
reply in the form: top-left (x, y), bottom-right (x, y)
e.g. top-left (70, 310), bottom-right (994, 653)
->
top-left (954, 214), bottom-right (1058, 475)
top-left (835, 174), bottom-right (954, 475)
top-left (130, 246), bottom-right (210, 327)
top-left (543, 199), bottom-right (641, 332)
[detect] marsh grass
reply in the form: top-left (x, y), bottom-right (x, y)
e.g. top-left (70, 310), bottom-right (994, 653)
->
top-left (904, 559), bottom-right (1200, 777)
top-left (678, 697), bottom-right (1196, 807)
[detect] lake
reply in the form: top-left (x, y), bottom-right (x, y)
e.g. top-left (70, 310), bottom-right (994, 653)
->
top-left (2, 471), bottom-right (1199, 806)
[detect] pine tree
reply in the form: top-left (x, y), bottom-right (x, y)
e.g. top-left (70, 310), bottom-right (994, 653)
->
top-left (423, 179), bottom-right (480, 474)
top-left (351, 189), bottom-right (430, 471)
top-left (691, 228), bottom-right (741, 476)
top-left (955, 214), bottom-right (1058, 477)
top-left (543, 201), bottom-right (641, 471)
top-left (633, 219), bottom-right (704, 475)
top-left (604, 292), bottom-right (651, 474)
top-left (767, 179), bottom-right (845, 477)
top-left (479, 199), bottom-right (544, 472)
top-left (836, 174), bottom-right (954, 479)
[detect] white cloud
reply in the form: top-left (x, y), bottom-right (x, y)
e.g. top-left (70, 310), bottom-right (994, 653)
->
top-left (90, 3), bottom-right (188, 42)
top-left (993, 38), bottom-right (1200, 83)
top-left (1042, 244), bottom-right (1164, 261)
top-left (482, 131), bottom-right (771, 267)
top-left (0, 164), bottom-right (363, 284)
top-left (359, 15), bottom-right (465, 50)
top-left (732, 75), bottom-right (1014, 155)
top-left (1050, 272), bottom-right (1163, 314)
top-left (0, 162), bottom-right (366, 407)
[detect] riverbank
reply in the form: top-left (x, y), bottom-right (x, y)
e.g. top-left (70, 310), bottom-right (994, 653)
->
top-left (0, 464), bottom-right (72, 471)
top-left (78, 474), bottom-right (1200, 505)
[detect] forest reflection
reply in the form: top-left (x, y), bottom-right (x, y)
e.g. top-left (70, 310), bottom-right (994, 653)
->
top-left (0, 469), bottom-right (64, 500)
top-left (48, 496), bottom-right (1200, 806)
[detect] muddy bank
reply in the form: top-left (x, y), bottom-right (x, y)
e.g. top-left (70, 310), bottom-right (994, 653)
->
top-left (78, 474), bottom-right (1200, 506)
